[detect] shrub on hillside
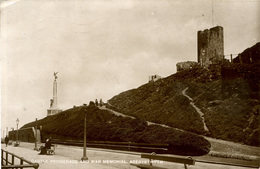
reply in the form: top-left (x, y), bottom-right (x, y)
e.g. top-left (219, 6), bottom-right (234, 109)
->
top-left (138, 125), bottom-right (211, 156)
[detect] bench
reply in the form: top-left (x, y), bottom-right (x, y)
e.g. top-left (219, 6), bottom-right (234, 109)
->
top-left (130, 153), bottom-right (195, 169)
top-left (46, 145), bottom-right (56, 155)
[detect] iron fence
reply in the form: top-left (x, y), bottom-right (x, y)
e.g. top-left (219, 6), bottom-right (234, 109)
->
top-left (1, 149), bottom-right (39, 169)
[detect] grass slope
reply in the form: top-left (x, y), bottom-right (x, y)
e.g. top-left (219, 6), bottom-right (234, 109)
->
top-left (108, 63), bottom-right (260, 146)
top-left (22, 104), bottom-right (211, 156)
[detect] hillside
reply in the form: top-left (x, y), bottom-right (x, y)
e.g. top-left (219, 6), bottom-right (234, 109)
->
top-left (233, 42), bottom-right (260, 64)
top-left (22, 103), bottom-right (211, 156)
top-left (108, 45), bottom-right (260, 146)
top-left (21, 43), bottom-right (260, 156)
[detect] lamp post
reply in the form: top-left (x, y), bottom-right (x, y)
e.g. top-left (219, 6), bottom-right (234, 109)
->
top-left (81, 106), bottom-right (88, 161)
top-left (15, 118), bottom-right (19, 146)
top-left (34, 118), bottom-right (38, 150)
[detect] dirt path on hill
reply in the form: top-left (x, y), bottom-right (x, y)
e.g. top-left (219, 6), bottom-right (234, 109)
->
top-left (98, 106), bottom-right (135, 119)
top-left (98, 106), bottom-right (171, 128)
top-left (182, 87), bottom-right (209, 132)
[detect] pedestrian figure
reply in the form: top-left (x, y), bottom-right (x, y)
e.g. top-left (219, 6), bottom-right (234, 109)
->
top-left (5, 135), bottom-right (9, 147)
top-left (95, 99), bottom-right (98, 106)
top-left (46, 137), bottom-right (52, 149)
top-left (39, 137), bottom-right (52, 155)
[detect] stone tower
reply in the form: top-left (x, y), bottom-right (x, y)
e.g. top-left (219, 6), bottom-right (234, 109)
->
top-left (197, 26), bottom-right (224, 67)
top-left (47, 72), bottom-right (62, 116)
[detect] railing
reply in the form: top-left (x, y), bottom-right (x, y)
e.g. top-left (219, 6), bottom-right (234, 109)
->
top-left (196, 159), bottom-right (259, 169)
top-left (1, 149), bottom-right (39, 169)
top-left (51, 139), bottom-right (169, 154)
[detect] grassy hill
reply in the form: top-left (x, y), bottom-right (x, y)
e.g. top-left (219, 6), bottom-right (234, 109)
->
top-left (22, 103), bottom-right (211, 156)
top-left (108, 58), bottom-right (260, 146)
top-left (22, 43), bottom-right (259, 157)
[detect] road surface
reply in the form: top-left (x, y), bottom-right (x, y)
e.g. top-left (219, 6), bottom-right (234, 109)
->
top-left (1, 142), bottom-right (258, 169)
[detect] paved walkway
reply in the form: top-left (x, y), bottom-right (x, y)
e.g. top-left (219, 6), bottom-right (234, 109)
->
top-left (1, 142), bottom-right (258, 169)
top-left (2, 142), bottom-right (142, 169)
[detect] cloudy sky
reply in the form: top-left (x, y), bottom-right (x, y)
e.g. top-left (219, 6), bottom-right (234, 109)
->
top-left (1, 0), bottom-right (259, 133)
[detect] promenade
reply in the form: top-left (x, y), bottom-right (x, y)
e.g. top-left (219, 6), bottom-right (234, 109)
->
top-left (1, 142), bottom-right (258, 169)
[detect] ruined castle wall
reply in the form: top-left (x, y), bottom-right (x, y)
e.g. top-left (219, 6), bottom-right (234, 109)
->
top-left (176, 61), bottom-right (198, 72)
top-left (198, 26), bottom-right (224, 67)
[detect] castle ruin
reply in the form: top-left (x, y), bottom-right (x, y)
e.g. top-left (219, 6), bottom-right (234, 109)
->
top-left (176, 61), bottom-right (198, 72)
top-left (197, 26), bottom-right (224, 67)
top-left (176, 26), bottom-right (224, 72)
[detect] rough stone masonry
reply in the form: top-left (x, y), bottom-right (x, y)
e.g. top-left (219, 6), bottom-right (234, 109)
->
top-left (197, 26), bottom-right (224, 67)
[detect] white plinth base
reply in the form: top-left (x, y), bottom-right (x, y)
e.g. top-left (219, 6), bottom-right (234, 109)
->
top-left (47, 109), bottom-right (62, 116)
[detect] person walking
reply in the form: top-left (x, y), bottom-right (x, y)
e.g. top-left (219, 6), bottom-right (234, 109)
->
top-left (5, 135), bottom-right (9, 147)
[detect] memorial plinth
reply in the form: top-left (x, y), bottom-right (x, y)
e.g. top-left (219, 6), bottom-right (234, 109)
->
top-left (47, 109), bottom-right (62, 116)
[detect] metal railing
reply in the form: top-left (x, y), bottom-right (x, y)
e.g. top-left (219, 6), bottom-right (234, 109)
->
top-left (51, 139), bottom-right (169, 153)
top-left (1, 149), bottom-right (39, 169)
top-left (195, 159), bottom-right (259, 169)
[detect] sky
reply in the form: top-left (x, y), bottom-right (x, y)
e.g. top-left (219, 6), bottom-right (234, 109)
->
top-left (1, 0), bottom-right (260, 135)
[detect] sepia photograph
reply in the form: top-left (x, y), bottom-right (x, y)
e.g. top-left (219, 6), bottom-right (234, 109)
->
top-left (1, 0), bottom-right (260, 168)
